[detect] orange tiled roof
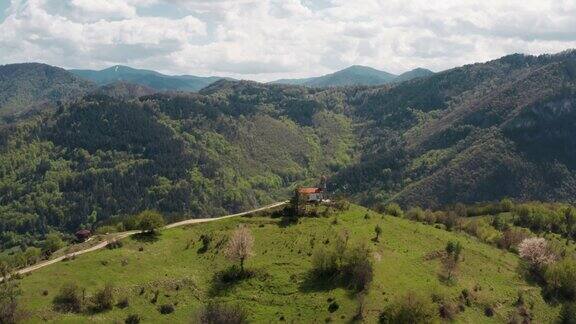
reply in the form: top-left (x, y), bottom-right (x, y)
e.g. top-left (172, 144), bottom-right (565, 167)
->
top-left (298, 187), bottom-right (322, 194)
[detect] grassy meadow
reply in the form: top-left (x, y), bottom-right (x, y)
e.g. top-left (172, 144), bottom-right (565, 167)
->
top-left (15, 205), bottom-right (559, 323)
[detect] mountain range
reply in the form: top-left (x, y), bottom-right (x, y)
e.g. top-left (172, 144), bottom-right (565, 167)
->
top-left (70, 65), bottom-right (227, 92)
top-left (0, 63), bottom-right (434, 118)
top-left (271, 65), bottom-right (434, 87)
top-left (1, 50), bottom-right (576, 242)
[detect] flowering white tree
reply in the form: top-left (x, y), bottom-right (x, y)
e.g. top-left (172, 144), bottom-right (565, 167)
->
top-left (518, 237), bottom-right (557, 268)
top-left (224, 226), bottom-right (254, 271)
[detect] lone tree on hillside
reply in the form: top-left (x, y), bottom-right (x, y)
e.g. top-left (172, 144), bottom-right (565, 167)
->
top-left (137, 210), bottom-right (165, 234)
top-left (441, 241), bottom-right (463, 281)
top-left (374, 225), bottom-right (383, 242)
top-left (224, 227), bottom-right (254, 272)
top-left (518, 237), bottom-right (557, 270)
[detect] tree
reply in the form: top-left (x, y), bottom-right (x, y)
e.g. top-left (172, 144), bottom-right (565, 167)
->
top-left (23, 247), bottom-right (41, 265)
top-left (53, 282), bottom-right (85, 313)
top-left (518, 237), bottom-right (557, 270)
top-left (224, 227), bottom-right (254, 271)
top-left (43, 233), bottom-right (64, 256)
top-left (442, 241), bottom-right (463, 281)
top-left (87, 210), bottom-right (98, 229)
top-left (0, 264), bottom-right (23, 324)
top-left (445, 241), bottom-right (462, 261)
top-left (136, 210), bottom-right (165, 233)
top-left (374, 225), bottom-right (382, 242)
top-left (92, 283), bottom-right (115, 312)
top-left (544, 258), bottom-right (576, 300)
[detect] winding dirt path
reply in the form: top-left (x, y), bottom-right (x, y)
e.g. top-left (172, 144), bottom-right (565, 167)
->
top-left (2, 201), bottom-right (287, 280)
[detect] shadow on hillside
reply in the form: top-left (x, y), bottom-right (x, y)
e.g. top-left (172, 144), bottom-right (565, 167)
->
top-left (298, 272), bottom-right (339, 293)
top-left (278, 216), bottom-right (299, 228)
top-left (515, 262), bottom-right (564, 306)
top-left (130, 232), bottom-right (160, 243)
top-left (208, 266), bottom-right (256, 297)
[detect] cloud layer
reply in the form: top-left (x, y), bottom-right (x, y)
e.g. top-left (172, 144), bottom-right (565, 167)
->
top-left (1, 0), bottom-right (576, 81)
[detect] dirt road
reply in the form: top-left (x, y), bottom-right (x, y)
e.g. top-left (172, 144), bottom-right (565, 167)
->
top-left (2, 201), bottom-right (287, 280)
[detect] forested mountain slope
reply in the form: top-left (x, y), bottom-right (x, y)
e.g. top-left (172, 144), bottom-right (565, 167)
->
top-left (0, 83), bottom-right (354, 246)
top-left (0, 63), bottom-right (93, 118)
top-left (333, 50), bottom-right (576, 207)
top-left (2, 51), bottom-right (576, 248)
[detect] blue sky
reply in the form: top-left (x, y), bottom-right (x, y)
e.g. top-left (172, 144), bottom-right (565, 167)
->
top-left (1, 0), bottom-right (576, 81)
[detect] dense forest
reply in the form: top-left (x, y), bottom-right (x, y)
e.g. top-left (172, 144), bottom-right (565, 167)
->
top-left (2, 50), bottom-right (576, 250)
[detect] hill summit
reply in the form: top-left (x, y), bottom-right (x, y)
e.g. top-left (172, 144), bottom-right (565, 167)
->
top-left (272, 65), bottom-right (434, 87)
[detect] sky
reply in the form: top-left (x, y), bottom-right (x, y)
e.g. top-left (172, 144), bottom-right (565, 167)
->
top-left (1, 0), bottom-right (576, 82)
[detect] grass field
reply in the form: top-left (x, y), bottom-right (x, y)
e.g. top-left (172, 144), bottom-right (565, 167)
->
top-left (15, 205), bottom-right (560, 323)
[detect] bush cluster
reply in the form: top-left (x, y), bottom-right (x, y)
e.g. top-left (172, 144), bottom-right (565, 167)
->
top-left (311, 234), bottom-right (373, 292)
top-left (195, 302), bottom-right (248, 324)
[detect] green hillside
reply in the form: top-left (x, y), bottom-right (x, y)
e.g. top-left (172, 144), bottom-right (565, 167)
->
top-left (13, 205), bottom-right (559, 323)
top-left (0, 63), bottom-right (93, 117)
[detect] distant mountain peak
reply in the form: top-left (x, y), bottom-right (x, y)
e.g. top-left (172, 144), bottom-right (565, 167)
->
top-left (70, 65), bottom-right (227, 92)
top-left (271, 65), bottom-right (433, 88)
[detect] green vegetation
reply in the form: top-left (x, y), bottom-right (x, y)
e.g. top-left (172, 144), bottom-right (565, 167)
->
top-left (136, 211), bottom-right (165, 234)
top-left (0, 63), bottom-right (92, 117)
top-left (4, 52), bottom-right (576, 253)
top-left (12, 205), bottom-right (561, 322)
top-left (0, 81), bottom-right (355, 251)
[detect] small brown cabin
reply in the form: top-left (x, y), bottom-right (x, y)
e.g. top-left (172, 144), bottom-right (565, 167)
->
top-left (75, 229), bottom-right (92, 241)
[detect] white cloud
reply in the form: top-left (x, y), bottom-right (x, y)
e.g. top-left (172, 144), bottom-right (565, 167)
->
top-left (1, 0), bottom-right (576, 81)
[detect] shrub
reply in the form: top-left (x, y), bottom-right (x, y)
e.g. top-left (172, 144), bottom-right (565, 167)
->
top-left (215, 265), bottom-right (254, 285)
top-left (43, 233), bottom-right (64, 256)
top-left (497, 228), bottom-right (530, 252)
top-left (379, 292), bottom-right (437, 323)
top-left (107, 240), bottom-right (123, 249)
top-left (439, 299), bottom-right (459, 320)
top-left (445, 241), bottom-right (462, 260)
top-left (198, 234), bottom-right (212, 254)
top-left (333, 199), bottom-right (350, 211)
top-left (544, 258), bottom-right (576, 300)
top-left (136, 210), bottom-right (165, 233)
top-left (328, 301), bottom-right (339, 313)
top-left (311, 248), bottom-right (339, 276)
top-left (384, 203), bottom-right (403, 218)
top-left (374, 225), bottom-right (382, 241)
top-left (92, 284), bottom-right (114, 312)
top-left (125, 314), bottom-right (141, 324)
top-left (95, 225), bottom-right (117, 235)
top-left (116, 297), bottom-right (129, 309)
top-left (195, 302), bottom-right (248, 324)
top-left (158, 304), bottom-right (175, 315)
top-left (560, 302), bottom-right (576, 324)
top-left (53, 283), bottom-right (84, 313)
top-left (406, 207), bottom-right (425, 222)
top-left (312, 238), bottom-right (373, 292)
top-left (341, 243), bottom-right (373, 292)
